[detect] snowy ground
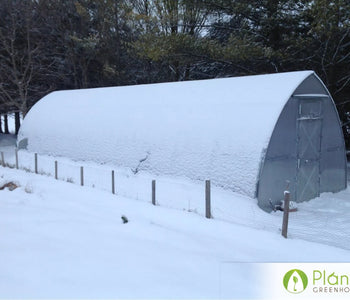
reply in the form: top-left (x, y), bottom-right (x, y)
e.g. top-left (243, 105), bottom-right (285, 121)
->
top-left (1, 134), bottom-right (350, 298)
top-left (0, 133), bottom-right (16, 151)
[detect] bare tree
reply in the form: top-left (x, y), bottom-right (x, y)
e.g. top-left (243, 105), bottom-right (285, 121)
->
top-left (0, 1), bottom-right (36, 117)
top-left (0, 1), bottom-right (61, 132)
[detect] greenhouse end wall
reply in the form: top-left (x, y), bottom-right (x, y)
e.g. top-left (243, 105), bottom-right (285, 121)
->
top-left (257, 74), bottom-right (347, 212)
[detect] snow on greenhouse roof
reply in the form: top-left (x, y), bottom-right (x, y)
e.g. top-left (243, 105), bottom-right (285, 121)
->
top-left (18, 71), bottom-right (314, 197)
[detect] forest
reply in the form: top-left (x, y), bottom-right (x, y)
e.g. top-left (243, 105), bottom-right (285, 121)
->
top-left (0, 0), bottom-right (349, 147)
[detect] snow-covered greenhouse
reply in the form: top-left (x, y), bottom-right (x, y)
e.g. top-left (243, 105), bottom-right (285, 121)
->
top-left (18, 71), bottom-right (347, 211)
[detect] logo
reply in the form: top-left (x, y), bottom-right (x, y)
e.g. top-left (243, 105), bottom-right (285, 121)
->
top-left (283, 269), bottom-right (308, 294)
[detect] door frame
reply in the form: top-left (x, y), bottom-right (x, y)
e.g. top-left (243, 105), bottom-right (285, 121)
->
top-left (294, 95), bottom-right (327, 202)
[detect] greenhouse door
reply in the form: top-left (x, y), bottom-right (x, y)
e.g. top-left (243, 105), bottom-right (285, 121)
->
top-left (296, 99), bottom-right (323, 202)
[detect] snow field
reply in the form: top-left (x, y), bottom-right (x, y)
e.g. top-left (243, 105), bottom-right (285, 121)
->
top-left (1, 144), bottom-right (350, 252)
top-left (1, 166), bottom-right (350, 298)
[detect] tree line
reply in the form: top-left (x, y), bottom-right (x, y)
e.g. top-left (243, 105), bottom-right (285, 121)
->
top-left (0, 0), bottom-right (349, 147)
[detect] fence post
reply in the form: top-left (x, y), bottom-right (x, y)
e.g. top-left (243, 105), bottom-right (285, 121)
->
top-left (35, 153), bottom-right (38, 174)
top-left (282, 191), bottom-right (291, 238)
top-left (55, 161), bottom-right (58, 180)
top-left (15, 149), bottom-right (18, 169)
top-left (80, 166), bottom-right (84, 186)
top-left (205, 180), bottom-right (211, 219)
top-left (1, 152), bottom-right (4, 167)
top-left (152, 180), bottom-right (156, 205)
top-left (112, 170), bottom-right (115, 194)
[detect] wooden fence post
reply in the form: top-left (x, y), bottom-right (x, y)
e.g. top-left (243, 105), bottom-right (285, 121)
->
top-left (34, 153), bottom-right (38, 174)
top-left (80, 166), bottom-right (84, 186)
top-left (1, 152), bottom-right (4, 167)
top-left (205, 180), bottom-right (211, 219)
top-left (152, 180), bottom-right (156, 205)
top-left (55, 161), bottom-right (58, 180)
top-left (282, 191), bottom-right (290, 238)
top-left (112, 170), bottom-right (115, 194)
top-left (15, 149), bottom-right (18, 169)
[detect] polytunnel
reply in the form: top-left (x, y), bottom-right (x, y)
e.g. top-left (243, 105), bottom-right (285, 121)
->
top-left (18, 71), bottom-right (347, 211)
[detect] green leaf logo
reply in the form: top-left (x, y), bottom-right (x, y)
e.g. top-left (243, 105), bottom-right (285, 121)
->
top-left (283, 269), bottom-right (308, 294)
